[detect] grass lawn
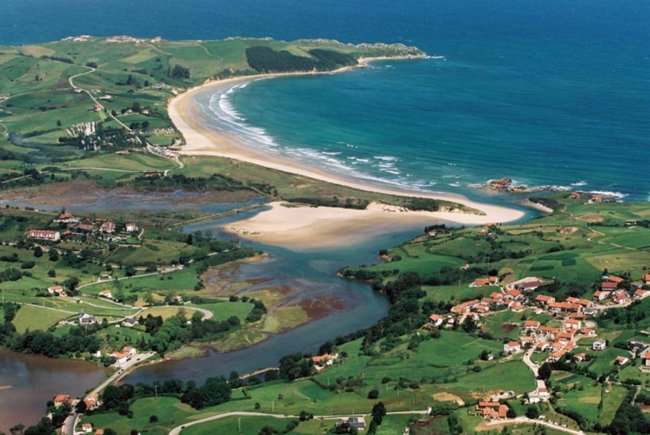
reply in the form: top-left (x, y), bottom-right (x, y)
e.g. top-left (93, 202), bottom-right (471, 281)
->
top-left (182, 416), bottom-right (300, 435)
top-left (12, 304), bottom-right (72, 332)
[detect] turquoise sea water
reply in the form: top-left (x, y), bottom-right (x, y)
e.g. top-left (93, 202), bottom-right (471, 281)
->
top-left (3, 0), bottom-right (649, 200)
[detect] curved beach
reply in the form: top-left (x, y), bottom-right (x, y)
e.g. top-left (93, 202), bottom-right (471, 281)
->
top-left (168, 64), bottom-right (527, 248)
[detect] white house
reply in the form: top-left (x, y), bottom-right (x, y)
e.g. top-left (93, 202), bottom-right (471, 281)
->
top-left (503, 341), bottom-right (522, 354)
top-left (593, 339), bottom-right (607, 351)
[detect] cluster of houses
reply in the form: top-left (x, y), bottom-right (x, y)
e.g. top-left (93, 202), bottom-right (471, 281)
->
top-left (593, 274), bottom-right (649, 305)
top-left (426, 272), bottom-right (650, 413)
top-left (26, 212), bottom-right (138, 243)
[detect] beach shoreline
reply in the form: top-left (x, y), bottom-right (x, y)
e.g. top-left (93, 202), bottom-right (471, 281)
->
top-left (167, 58), bottom-right (528, 248)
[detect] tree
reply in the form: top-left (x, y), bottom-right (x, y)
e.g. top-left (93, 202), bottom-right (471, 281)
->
top-left (538, 363), bottom-right (552, 380)
top-left (368, 389), bottom-right (379, 399)
top-left (9, 423), bottom-right (25, 435)
top-left (526, 406), bottom-right (540, 419)
top-left (33, 246), bottom-right (43, 258)
top-left (169, 64), bottom-right (190, 79)
top-left (371, 402), bottom-right (386, 426)
top-left (48, 248), bottom-right (58, 262)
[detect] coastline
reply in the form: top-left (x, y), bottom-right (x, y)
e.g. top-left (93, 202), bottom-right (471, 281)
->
top-left (168, 57), bottom-right (527, 248)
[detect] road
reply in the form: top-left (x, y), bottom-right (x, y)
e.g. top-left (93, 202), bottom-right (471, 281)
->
top-left (168, 410), bottom-right (430, 434)
top-left (68, 67), bottom-right (131, 131)
top-left (65, 352), bottom-right (155, 435)
top-left (484, 416), bottom-right (584, 434)
top-left (522, 348), bottom-right (539, 377)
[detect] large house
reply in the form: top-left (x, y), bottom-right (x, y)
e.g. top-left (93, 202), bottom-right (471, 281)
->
top-left (593, 339), bottom-right (607, 351)
top-left (27, 229), bottom-right (60, 242)
top-left (429, 314), bottom-right (444, 327)
top-left (100, 221), bottom-right (116, 234)
top-left (53, 394), bottom-right (72, 408)
top-left (79, 313), bottom-right (98, 326)
top-left (503, 341), bottom-right (521, 354)
top-left (124, 222), bottom-right (139, 232)
top-left (451, 299), bottom-right (480, 315)
top-left (470, 276), bottom-right (499, 287)
top-left (535, 295), bottom-right (555, 305)
top-left (54, 212), bottom-right (79, 224)
top-left (476, 402), bottom-right (509, 420)
top-left (47, 285), bottom-right (66, 296)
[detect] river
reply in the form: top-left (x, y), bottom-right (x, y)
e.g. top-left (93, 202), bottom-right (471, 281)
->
top-left (0, 349), bottom-right (109, 432)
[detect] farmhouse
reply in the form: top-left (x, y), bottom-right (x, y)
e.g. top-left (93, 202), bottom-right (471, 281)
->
top-left (98, 289), bottom-right (113, 299)
top-left (100, 221), bottom-right (116, 233)
top-left (54, 212), bottom-right (79, 224)
top-left (476, 402), bottom-right (509, 420)
top-left (311, 353), bottom-right (338, 368)
top-left (535, 295), bottom-right (555, 305)
top-left (124, 222), bottom-right (139, 232)
top-left (79, 313), bottom-right (98, 325)
top-left (615, 356), bottom-right (629, 365)
top-left (53, 394), bottom-right (72, 407)
top-left (523, 320), bottom-right (540, 332)
top-left (47, 285), bottom-right (66, 296)
top-left (429, 314), bottom-right (444, 327)
top-left (503, 341), bottom-right (521, 354)
top-left (451, 299), bottom-right (480, 314)
top-left (506, 277), bottom-right (545, 292)
top-left (470, 276), bottom-right (499, 287)
top-left (593, 339), bottom-right (607, 351)
top-left (27, 229), bottom-right (60, 242)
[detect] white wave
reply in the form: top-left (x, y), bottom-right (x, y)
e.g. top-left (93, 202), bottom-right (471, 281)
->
top-left (570, 181), bottom-right (588, 187)
top-left (374, 155), bottom-right (399, 162)
top-left (588, 190), bottom-right (628, 199)
top-left (427, 55), bottom-right (446, 60)
top-left (448, 182), bottom-right (462, 187)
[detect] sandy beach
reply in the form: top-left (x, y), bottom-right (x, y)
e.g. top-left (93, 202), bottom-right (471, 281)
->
top-left (167, 59), bottom-right (527, 248)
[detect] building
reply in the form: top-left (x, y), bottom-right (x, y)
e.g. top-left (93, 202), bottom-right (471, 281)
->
top-left (535, 295), bottom-right (555, 305)
top-left (122, 317), bottom-right (137, 328)
top-left (100, 221), bottom-right (116, 234)
top-left (54, 212), bottom-right (79, 224)
top-left (593, 290), bottom-right (611, 301)
top-left (613, 291), bottom-right (629, 305)
top-left (79, 313), bottom-right (98, 326)
top-left (564, 318), bottom-right (582, 330)
top-left (476, 402), bottom-right (509, 420)
top-left (124, 222), bottom-right (138, 232)
top-left (503, 341), bottom-right (521, 354)
top-left (593, 339), bottom-right (607, 351)
top-left (523, 320), bottom-right (540, 332)
top-left (429, 314), bottom-right (444, 327)
top-left (528, 380), bottom-right (550, 403)
top-left (47, 285), bottom-right (65, 296)
top-left (506, 277), bottom-right (545, 292)
top-left (98, 289), bottom-right (113, 299)
top-left (574, 353), bottom-right (587, 363)
top-left (336, 417), bottom-right (366, 432)
top-left (615, 356), bottom-right (629, 365)
top-left (53, 394), bottom-right (72, 408)
top-left (27, 229), bottom-right (60, 242)
top-left (81, 424), bottom-right (93, 433)
top-left (634, 289), bottom-right (649, 300)
top-left (83, 393), bottom-right (99, 411)
top-left (470, 276), bottom-right (499, 287)
top-left (451, 299), bottom-right (480, 315)
top-left (312, 354), bottom-right (337, 368)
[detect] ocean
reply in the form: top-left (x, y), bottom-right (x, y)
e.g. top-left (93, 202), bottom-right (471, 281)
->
top-left (2, 0), bottom-right (649, 201)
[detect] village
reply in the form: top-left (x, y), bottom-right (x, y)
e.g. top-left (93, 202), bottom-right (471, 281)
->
top-left (422, 272), bottom-right (650, 424)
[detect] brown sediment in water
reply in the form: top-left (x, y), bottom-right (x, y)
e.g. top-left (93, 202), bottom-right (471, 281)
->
top-left (0, 180), bottom-right (256, 207)
top-left (300, 295), bottom-right (346, 320)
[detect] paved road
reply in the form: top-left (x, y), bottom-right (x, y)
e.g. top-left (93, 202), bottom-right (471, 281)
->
top-left (484, 416), bottom-right (584, 434)
top-left (169, 410), bottom-right (430, 434)
top-left (65, 352), bottom-right (155, 435)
